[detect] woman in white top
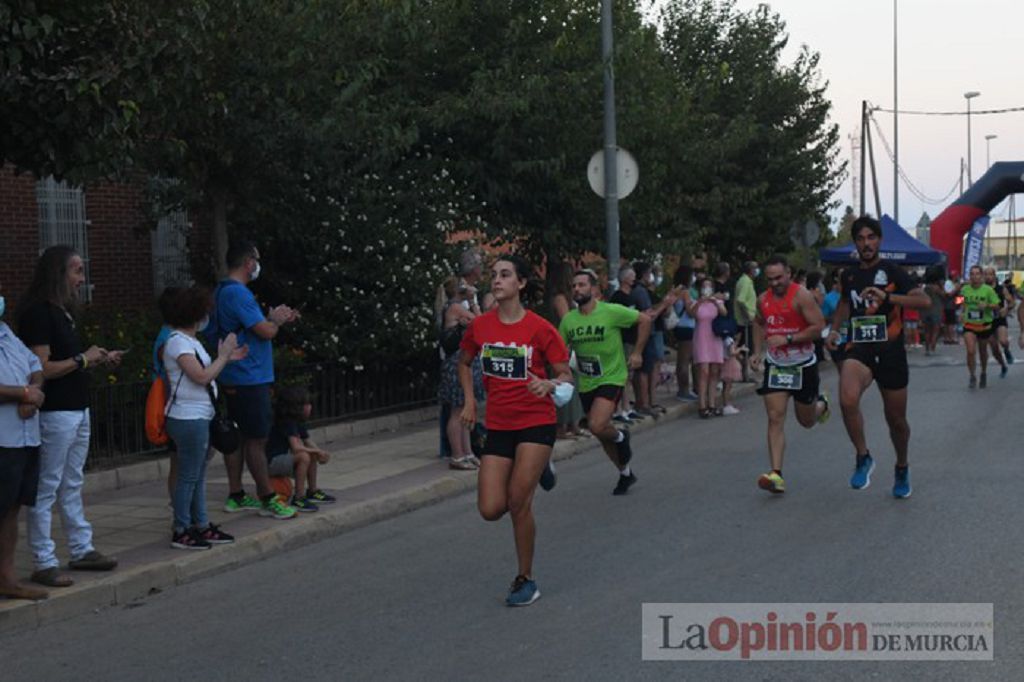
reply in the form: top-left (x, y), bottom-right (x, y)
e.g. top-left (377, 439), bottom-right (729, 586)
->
top-left (162, 287), bottom-right (246, 550)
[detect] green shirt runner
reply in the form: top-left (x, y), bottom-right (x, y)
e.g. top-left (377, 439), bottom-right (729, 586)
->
top-left (558, 301), bottom-right (640, 394)
top-left (961, 283), bottom-right (999, 331)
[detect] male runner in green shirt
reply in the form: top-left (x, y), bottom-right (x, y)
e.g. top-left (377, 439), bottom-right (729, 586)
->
top-left (959, 265), bottom-right (1001, 389)
top-left (559, 270), bottom-right (651, 495)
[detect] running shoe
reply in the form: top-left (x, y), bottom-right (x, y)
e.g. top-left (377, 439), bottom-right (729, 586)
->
top-left (816, 392), bottom-right (831, 425)
top-left (850, 453), bottom-right (875, 490)
top-left (892, 466), bottom-right (912, 499)
top-left (612, 413), bottom-right (631, 424)
top-left (615, 429), bottom-right (632, 466)
top-left (291, 496), bottom-right (319, 513)
top-left (626, 410), bottom-right (647, 421)
top-left (980, 373), bottom-right (988, 389)
top-left (506, 575), bottom-right (540, 607)
top-left (223, 493), bottom-right (261, 513)
top-left (1005, 349), bottom-right (1014, 364)
top-left (259, 497), bottom-right (297, 519)
top-left (198, 523), bottom-right (235, 545)
top-left (307, 489), bottom-right (337, 504)
top-left (1000, 365), bottom-right (1008, 379)
top-left (968, 375), bottom-right (977, 389)
top-left (171, 528), bottom-right (211, 551)
top-left (722, 405), bottom-right (740, 415)
top-left (539, 460), bottom-right (557, 492)
top-left (675, 391), bottom-right (698, 402)
top-left (612, 472), bottom-right (637, 495)
top-left (757, 472), bottom-right (786, 494)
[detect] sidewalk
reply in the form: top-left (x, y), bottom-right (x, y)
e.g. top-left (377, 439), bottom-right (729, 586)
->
top-left (0, 382), bottom-right (762, 634)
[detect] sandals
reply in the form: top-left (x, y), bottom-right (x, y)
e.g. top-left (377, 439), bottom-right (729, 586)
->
top-left (698, 408), bottom-right (712, 419)
top-left (30, 567), bottom-right (73, 588)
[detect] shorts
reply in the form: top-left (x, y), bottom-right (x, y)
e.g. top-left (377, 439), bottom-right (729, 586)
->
top-left (756, 362), bottom-right (820, 405)
top-left (674, 326), bottom-right (695, 342)
top-left (904, 321), bottom-right (919, 330)
top-left (224, 383), bottom-right (273, 440)
top-left (0, 446), bottom-right (40, 516)
top-left (579, 385), bottom-right (623, 414)
top-left (993, 317), bottom-right (1008, 329)
top-left (483, 424), bottom-right (557, 459)
top-left (844, 343), bottom-right (909, 391)
top-left (964, 326), bottom-right (993, 340)
top-left (267, 452), bottom-right (295, 477)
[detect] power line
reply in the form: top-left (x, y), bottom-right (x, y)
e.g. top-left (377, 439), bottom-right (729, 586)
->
top-left (867, 112), bottom-right (961, 206)
top-left (869, 104), bottom-right (1024, 116)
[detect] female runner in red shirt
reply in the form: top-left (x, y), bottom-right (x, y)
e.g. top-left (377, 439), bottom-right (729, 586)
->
top-left (459, 255), bottom-right (572, 607)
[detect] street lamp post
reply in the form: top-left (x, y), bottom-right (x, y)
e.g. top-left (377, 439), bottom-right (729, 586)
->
top-left (964, 91), bottom-right (980, 186)
top-left (985, 134), bottom-right (997, 170)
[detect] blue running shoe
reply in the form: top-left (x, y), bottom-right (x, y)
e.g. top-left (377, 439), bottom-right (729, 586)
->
top-left (893, 466), bottom-right (912, 498)
top-left (539, 461), bottom-right (557, 491)
top-left (506, 575), bottom-right (540, 607)
top-left (850, 453), bottom-right (875, 490)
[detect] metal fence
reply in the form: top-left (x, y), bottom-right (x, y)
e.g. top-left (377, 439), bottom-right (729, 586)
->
top-left (86, 356), bottom-right (440, 471)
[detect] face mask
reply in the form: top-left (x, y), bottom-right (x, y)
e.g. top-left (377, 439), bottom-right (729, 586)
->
top-left (702, 287), bottom-right (714, 298)
top-left (754, 268), bottom-right (761, 278)
top-left (251, 261), bottom-right (262, 281)
top-left (654, 275), bottom-right (664, 287)
top-left (0, 295), bottom-right (5, 319)
top-left (551, 381), bottom-right (575, 408)
top-left (198, 315), bottom-right (210, 332)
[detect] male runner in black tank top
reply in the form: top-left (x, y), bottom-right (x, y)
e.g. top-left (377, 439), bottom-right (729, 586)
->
top-left (826, 216), bottom-right (930, 498)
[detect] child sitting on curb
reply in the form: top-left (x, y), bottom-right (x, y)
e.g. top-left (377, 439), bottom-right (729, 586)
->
top-left (266, 385), bottom-right (336, 512)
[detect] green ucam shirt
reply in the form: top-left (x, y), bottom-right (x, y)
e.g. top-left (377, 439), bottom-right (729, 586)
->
top-left (961, 283), bottom-right (999, 331)
top-left (558, 301), bottom-right (640, 393)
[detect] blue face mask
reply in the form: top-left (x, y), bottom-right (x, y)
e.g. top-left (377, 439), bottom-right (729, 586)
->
top-left (0, 295), bottom-right (5, 319)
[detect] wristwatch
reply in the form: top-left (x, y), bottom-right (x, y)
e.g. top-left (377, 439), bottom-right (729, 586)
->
top-left (73, 353), bottom-right (86, 370)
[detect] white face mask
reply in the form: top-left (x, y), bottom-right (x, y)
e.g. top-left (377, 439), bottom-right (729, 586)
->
top-left (754, 268), bottom-right (761, 278)
top-left (654, 275), bottom-right (664, 287)
top-left (701, 287), bottom-right (714, 298)
top-left (198, 315), bottom-right (210, 332)
top-left (251, 261), bottom-right (261, 281)
top-left (551, 381), bottom-right (575, 408)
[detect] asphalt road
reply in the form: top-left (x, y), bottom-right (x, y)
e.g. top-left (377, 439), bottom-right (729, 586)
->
top-left (5, 342), bottom-right (1023, 681)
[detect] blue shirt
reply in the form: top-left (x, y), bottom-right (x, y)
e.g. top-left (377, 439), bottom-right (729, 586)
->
top-left (213, 280), bottom-right (274, 386)
top-left (822, 290), bottom-right (841, 322)
top-left (0, 322), bottom-right (42, 447)
top-left (151, 325), bottom-right (172, 380)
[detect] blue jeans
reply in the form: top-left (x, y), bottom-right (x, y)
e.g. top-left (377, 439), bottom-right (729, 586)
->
top-left (166, 417), bottom-right (211, 532)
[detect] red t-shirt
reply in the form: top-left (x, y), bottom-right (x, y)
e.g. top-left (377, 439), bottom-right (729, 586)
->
top-left (460, 309), bottom-right (569, 431)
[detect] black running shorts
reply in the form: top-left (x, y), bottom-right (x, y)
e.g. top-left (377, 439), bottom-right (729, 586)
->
top-left (484, 425), bottom-right (557, 459)
top-left (579, 385), bottom-right (623, 414)
top-left (965, 326), bottom-right (993, 340)
top-left (756, 363), bottom-right (821, 405)
top-left (844, 343), bottom-right (909, 391)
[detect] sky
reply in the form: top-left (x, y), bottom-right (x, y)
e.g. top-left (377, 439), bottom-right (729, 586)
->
top-left (651, 0), bottom-right (1024, 231)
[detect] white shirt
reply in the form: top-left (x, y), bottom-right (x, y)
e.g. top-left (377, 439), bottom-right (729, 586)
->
top-left (164, 332), bottom-right (216, 421)
top-left (0, 322), bottom-right (42, 447)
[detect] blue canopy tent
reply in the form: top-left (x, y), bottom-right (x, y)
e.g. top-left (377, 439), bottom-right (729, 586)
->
top-left (819, 215), bottom-right (945, 266)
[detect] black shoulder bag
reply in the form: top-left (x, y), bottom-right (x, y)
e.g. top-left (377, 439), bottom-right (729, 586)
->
top-left (194, 353), bottom-right (241, 454)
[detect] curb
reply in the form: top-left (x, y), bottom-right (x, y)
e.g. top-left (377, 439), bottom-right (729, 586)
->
top-left (1, 382), bottom-right (765, 634)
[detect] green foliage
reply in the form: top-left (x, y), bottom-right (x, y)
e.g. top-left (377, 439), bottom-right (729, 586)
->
top-left (4, 0), bottom-right (846, 363)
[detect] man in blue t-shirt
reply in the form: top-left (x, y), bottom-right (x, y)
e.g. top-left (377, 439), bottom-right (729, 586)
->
top-left (213, 241), bottom-right (300, 519)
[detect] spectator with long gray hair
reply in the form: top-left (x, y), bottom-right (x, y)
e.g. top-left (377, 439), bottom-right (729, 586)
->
top-left (17, 245), bottom-right (122, 588)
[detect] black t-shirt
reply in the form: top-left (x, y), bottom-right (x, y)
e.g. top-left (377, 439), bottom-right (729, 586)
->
top-left (266, 420), bottom-right (309, 460)
top-left (609, 290), bottom-right (638, 344)
top-left (713, 279), bottom-right (736, 319)
top-left (840, 261), bottom-right (915, 348)
top-left (17, 302), bottom-right (90, 411)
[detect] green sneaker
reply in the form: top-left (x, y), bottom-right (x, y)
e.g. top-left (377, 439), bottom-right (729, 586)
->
top-left (258, 496), bottom-right (297, 520)
top-left (223, 494), bottom-right (261, 513)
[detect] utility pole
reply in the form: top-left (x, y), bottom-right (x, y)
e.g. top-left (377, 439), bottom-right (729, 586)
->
top-left (601, 0), bottom-right (620, 289)
top-left (893, 0), bottom-right (899, 223)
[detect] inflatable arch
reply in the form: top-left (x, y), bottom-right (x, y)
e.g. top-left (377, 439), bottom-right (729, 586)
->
top-left (929, 161), bottom-right (1024, 277)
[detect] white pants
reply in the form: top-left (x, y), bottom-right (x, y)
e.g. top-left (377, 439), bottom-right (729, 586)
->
top-left (27, 410), bottom-right (94, 570)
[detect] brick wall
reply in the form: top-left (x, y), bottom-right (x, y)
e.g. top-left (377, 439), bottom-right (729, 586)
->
top-left (0, 164), bottom-right (210, 314)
